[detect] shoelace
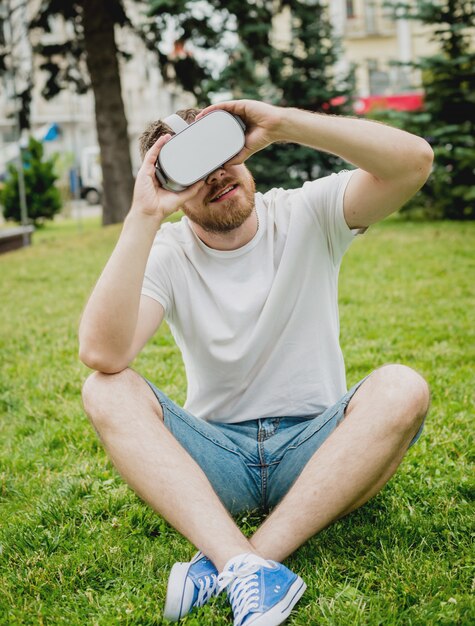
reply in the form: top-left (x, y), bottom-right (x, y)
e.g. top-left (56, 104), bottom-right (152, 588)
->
top-left (196, 573), bottom-right (219, 607)
top-left (217, 562), bottom-right (261, 626)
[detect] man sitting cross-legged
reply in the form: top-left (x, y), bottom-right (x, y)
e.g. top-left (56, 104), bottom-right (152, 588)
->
top-left (80, 99), bottom-right (432, 626)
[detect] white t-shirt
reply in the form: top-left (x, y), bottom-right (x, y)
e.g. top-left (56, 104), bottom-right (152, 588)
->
top-left (142, 169), bottom-right (361, 423)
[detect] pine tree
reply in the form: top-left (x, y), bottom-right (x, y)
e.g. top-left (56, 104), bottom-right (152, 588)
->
top-left (389, 0), bottom-right (475, 219)
top-left (1, 137), bottom-right (62, 226)
top-left (243, 0), bottom-right (355, 191)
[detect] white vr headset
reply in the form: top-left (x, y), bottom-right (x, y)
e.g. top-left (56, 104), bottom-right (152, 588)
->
top-left (154, 110), bottom-right (246, 192)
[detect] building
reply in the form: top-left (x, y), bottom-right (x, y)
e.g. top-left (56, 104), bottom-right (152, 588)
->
top-left (0, 0), bottom-right (191, 189)
top-left (330, 0), bottom-right (438, 105)
top-left (273, 0), bottom-right (438, 112)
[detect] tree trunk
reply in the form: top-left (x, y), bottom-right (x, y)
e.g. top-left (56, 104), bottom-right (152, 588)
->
top-left (81, 0), bottom-right (134, 225)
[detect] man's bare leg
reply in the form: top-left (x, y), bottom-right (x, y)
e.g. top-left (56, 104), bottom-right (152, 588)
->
top-left (250, 364), bottom-right (430, 562)
top-left (82, 368), bottom-right (258, 572)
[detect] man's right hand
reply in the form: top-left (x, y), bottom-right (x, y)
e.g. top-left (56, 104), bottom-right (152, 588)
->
top-left (131, 134), bottom-right (205, 223)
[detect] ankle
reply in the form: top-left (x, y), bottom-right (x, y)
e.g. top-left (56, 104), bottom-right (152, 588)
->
top-left (221, 551), bottom-right (271, 574)
top-left (213, 548), bottom-right (264, 573)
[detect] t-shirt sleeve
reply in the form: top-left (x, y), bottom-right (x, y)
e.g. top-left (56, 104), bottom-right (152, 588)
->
top-left (300, 169), bottom-right (362, 265)
top-left (141, 240), bottom-right (173, 315)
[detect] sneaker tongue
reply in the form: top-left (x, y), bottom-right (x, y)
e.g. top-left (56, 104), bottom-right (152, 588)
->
top-left (223, 553), bottom-right (271, 573)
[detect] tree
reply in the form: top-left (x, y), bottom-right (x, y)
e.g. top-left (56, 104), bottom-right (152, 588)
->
top-left (27, 0), bottom-right (136, 225)
top-left (241, 0), bottom-right (355, 191)
top-left (147, 0), bottom-right (355, 191)
top-left (387, 0), bottom-right (475, 220)
top-left (142, 0), bottom-right (229, 103)
top-left (1, 1), bottom-right (236, 224)
top-left (0, 1), bottom-right (33, 131)
top-left (1, 136), bottom-right (62, 225)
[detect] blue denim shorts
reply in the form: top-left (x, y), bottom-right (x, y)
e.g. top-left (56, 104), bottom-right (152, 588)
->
top-left (144, 377), bottom-right (423, 516)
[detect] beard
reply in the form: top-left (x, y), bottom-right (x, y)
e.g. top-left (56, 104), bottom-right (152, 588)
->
top-left (183, 172), bottom-right (256, 234)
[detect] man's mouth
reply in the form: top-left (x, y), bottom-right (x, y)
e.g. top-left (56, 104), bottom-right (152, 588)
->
top-left (210, 184), bottom-right (238, 203)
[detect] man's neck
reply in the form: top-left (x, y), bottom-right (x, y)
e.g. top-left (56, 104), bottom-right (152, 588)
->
top-left (190, 209), bottom-right (258, 251)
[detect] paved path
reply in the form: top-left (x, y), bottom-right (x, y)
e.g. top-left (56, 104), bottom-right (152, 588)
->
top-left (0, 201), bottom-right (102, 225)
top-left (69, 201), bottom-right (102, 220)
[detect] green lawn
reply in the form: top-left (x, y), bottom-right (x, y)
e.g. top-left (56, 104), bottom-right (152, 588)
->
top-left (0, 216), bottom-right (473, 625)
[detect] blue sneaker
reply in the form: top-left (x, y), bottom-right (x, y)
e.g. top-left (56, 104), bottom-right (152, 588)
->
top-left (163, 551), bottom-right (219, 621)
top-left (218, 553), bottom-right (306, 626)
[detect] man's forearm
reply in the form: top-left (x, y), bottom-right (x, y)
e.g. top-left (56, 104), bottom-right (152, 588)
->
top-left (78, 131), bottom-right (207, 372)
top-left (79, 211), bottom-right (160, 370)
top-left (274, 108), bottom-right (432, 182)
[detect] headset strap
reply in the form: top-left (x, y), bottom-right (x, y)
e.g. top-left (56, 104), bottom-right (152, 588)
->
top-left (163, 114), bottom-right (189, 134)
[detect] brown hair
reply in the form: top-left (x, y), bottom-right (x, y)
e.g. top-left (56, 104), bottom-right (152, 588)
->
top-left (138, 108), bottom-right (202, 159)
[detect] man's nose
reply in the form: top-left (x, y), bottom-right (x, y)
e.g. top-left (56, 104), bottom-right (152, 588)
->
top-left (206, 167), bottom-right (226, 185)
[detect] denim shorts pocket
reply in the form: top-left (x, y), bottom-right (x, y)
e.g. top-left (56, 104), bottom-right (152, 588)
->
top-left (284, 405), bottom-right (343, 452)
top-left (143, 377), bottom-right (243, 456)
top-left (165, 404), bottom-right (244, 456)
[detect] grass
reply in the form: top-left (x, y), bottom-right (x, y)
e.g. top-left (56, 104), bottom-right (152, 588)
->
top-left (0, 215), bottom-right (474, 625)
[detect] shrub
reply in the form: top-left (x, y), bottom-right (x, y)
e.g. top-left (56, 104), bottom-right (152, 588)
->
top-left (380, 0), bottom-right (475, 220)
top-left (1, 137), bottom-right (62, 226)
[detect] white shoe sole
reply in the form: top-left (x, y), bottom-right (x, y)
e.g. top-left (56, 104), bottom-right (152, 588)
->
top-left (243, 576), bottom-right (307, 626)
top-left (163, 562), bottom-right (194, 621)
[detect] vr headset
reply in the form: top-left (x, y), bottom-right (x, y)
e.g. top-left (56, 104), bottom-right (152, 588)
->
top-left (154, 110), bottom-right (246, 192)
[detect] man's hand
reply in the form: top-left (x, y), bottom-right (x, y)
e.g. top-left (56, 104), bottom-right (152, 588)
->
top-left (132, 134), bottom-right (205, 223)
top-left (198, 100), bottom-right (285, 165)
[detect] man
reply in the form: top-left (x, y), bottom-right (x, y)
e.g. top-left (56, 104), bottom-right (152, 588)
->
top-left (79, 99), bottom-right (432, 626)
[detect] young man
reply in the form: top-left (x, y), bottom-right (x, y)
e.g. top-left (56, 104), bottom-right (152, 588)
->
top-left (79, 99), bottom-right (432, 626)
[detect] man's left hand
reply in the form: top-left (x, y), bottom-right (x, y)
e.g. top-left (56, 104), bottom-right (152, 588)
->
top-left (197, 99), bottom-right (284, 165)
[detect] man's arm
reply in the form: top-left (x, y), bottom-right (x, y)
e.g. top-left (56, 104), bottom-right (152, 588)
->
top-left (273, 108), bottom-right (434, 229)
top-left (199, 100), bottom-right (434, 228)
top-left (79, 135), bottom-right (204, 374)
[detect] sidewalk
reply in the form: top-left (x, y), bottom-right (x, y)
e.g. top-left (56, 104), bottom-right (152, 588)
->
top-left (0, 200), bottom-right (102, 225)
top-left (68, 200), bottom-right (102, 220)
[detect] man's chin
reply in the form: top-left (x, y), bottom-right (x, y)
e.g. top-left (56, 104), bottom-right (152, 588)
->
top-left (202, 222), bottom-right (247, 234)
top-left (191, 214), bottom-right (252, 234)
top-left (185, 201), bottom-right (254, 234)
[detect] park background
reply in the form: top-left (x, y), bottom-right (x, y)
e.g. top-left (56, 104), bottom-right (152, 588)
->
top-left (1, 0), bottom-right (474, 624)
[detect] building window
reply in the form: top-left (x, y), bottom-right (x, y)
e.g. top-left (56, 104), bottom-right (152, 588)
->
top-left (346, 0), bottom-right (355, 18)
top-left (1, 126), bottom-right (17, 143)
top-left (364, 0), bottom-right (377, 34)
top-left (368, 59), bottom-right (390, 95)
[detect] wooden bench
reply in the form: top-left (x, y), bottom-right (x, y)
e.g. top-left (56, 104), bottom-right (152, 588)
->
top-left (0, 226), bottom-right (35, 254)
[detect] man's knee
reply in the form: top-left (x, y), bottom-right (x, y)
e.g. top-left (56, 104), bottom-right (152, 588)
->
top-left (82, 368), bottom-right (163, 430)
top-left (376, 364), bottom-right (430, 431)
top-left (82, 369), bottom-right (128, 428)
top-left (351, 363), bottom-right (430, 435)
